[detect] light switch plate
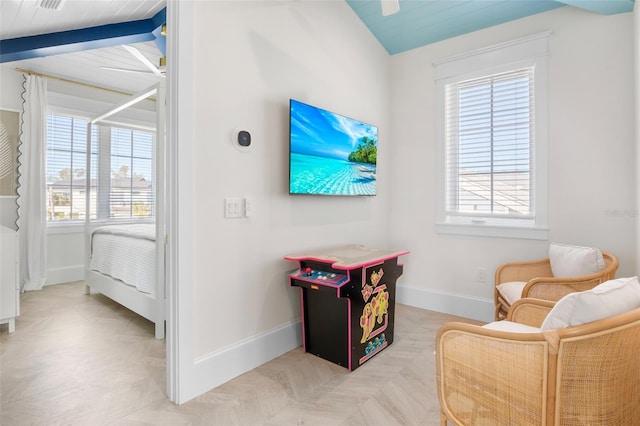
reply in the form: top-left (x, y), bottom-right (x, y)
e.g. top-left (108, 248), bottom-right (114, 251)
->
top-left (224, 197), bottom-right (243, 218)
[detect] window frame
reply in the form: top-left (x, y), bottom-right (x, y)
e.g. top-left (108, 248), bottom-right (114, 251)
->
top-left (45, 109), bottom-right (156, 232)
top-left (45, 111), bottom-right (92, 234)
top-left (99, 125), bottom-right (156, 221)
top-left (434, 32), bottom-right (550, 240)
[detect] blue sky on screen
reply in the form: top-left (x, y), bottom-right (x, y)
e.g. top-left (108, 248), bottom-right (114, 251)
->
top-left (290, 99), bottom-right (377, 161)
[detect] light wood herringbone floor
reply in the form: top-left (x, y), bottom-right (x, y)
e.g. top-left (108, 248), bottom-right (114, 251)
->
top-left (0, 281), bottom-right (480, 426)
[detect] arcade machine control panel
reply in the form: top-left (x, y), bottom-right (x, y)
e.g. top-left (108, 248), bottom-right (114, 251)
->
top-left (290, 266), bottom-right (349, 288)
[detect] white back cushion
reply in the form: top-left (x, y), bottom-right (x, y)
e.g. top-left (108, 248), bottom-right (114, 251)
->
top-left (541, 276), bottom-right (640, 331)
top-left (496, 281), bottom-right (527, 305)
top-left (548, 243), bottom-right (605, 277)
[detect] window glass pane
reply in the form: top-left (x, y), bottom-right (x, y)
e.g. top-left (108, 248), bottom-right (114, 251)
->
top-left (446, 68), bottom-right (534, 219)
top-left (109, 127), bottom-right (154, 220)
top-left (46, 114), bottom-right (90, 222)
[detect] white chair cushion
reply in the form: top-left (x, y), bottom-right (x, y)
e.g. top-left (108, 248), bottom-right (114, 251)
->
top-left (541, 276), bottom-right (640, 331)
top-left (496, 281), bottom-right (527, 306)
top-left (483, 320), bottom-right (541, 333)
top-left (548, 242), bottom-right (605, 277)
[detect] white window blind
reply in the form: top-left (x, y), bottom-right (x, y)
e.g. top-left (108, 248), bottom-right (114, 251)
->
top-left (46, 115), bottom-right (97, 221)
top-left (46, 113), bottom-right (154, 223)
top-left (445, 67), bottom-right (534, 220)
top-left (107, 127), bottom-right (154, 219)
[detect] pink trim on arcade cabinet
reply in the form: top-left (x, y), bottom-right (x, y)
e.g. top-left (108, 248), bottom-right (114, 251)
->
top-left (297, 288), bottom-right (306, 351)
top-left (347, 299), bottom-right (352, 370)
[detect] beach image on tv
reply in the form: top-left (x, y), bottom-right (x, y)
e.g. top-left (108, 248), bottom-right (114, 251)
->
top-left (289, 99), bottom-right (378, 196)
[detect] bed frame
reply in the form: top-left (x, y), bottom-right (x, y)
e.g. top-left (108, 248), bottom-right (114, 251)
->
top-left (85, 268), bottom-right (165, 339)
top-left (83, 83), bottom-right (166, 340)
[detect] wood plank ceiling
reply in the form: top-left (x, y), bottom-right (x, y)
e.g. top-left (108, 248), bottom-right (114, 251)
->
top-left (346, 0), bottom-right (635, 55)
top-left (0, 0), bottom-right (635, 94)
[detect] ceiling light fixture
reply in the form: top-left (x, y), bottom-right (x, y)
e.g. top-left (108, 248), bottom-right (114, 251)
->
top-left (381, 0), bottom-right (400, 16)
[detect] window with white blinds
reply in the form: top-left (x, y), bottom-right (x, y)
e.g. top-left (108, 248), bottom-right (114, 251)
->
top-left (46, 113), bottom-right (154, 223)
top-left (445, 67), bottom-right (534, 220)
top-left (434, 33), bottom-right (549, 239)
top-left (108, 127), bottom-right (154, 219)
top-left (46, 114), bottom-right (97, 221)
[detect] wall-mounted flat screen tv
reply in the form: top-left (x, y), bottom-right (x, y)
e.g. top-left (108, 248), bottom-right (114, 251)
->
top-left (289, 99), bottom-right (378, 196)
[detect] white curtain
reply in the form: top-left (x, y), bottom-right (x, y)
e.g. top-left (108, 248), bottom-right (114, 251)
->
top-left (17, 75), bottom-right (48, 292)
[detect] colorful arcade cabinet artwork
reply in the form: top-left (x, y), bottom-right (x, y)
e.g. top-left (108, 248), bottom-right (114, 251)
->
top-left (285, 245), bottom-right (409, 371)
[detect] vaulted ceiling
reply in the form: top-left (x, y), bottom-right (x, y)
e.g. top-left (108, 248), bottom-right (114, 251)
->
top-left (346, 0), bottom-right (635, 55)
top-left (0, 0), bottom-right (635, 94)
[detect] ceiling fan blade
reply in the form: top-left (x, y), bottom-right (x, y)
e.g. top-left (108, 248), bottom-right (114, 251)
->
top-left (381, 0), bottom-right (400, 16)
top-left (122, 45), bottom-right (163, 76)
top-left (100, 66), bottom-right (164, 77)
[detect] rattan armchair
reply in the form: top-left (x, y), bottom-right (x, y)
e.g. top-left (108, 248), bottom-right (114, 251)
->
top-left (494, 251), bottom-right (618, 320)
top-left (436, 298), bottom-right (640, 426)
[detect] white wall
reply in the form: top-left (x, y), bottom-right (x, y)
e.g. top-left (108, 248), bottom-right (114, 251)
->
top-left (172, 0), bottom-right (391, 402)
top-left (390, 7), bottom-right (636, 321)
top-left (0, 65), bottom-right (23, 112)
top-left (45, 231), bottom-right (84, 285)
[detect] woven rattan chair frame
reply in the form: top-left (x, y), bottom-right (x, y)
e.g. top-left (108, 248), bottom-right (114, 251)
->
top-left (494, 251), bottom-right (618, 320)
top-left (436, 300), bottom-right (640, 426)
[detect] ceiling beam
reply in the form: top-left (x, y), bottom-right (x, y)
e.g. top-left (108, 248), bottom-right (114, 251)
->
top-left (0, 8), bottom-right (166, 64)
top-left (151, 8), bottom-right (167, 57)
top-left (556, 0), bottom-right (635, 15)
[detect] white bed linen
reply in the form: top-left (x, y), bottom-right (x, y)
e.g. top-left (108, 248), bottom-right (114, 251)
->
top-left (90, 224), bottom-right (156, 295)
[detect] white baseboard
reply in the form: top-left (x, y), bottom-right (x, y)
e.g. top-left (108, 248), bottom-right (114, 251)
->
top-left (178, 287), bottom-right (492, 403)
top-left (397, 285), bottom-right (494, 323)
top-left (183, 320), bottom-right (302, 403)
top-left (45, 265), bottom-right (84, 286)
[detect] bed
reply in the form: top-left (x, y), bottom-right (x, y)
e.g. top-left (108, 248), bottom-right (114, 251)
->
top-left (85, 223), bottom-right (165, 339)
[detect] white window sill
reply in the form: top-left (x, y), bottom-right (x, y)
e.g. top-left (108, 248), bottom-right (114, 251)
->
top-left (47, 219), bottom-right (154, 235)
top-left (47, 222), bottom-right (85, 235)
top-left (436, 222), bottom-right (549, 240)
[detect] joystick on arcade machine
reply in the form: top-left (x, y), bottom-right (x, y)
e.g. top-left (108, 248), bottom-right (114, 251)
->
top-left (285, 245), bottom-right (409, 371)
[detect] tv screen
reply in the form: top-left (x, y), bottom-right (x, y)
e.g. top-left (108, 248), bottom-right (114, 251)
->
top-left (289, 99), bottom-right (378, 196)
